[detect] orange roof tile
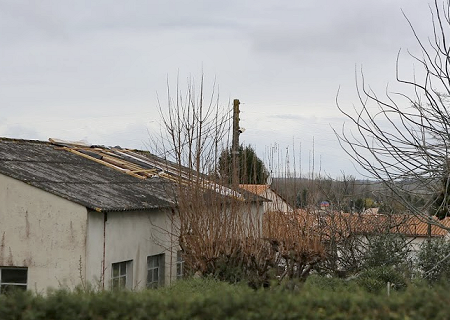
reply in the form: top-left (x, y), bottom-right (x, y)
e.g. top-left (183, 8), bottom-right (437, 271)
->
top-left (239, 184), bottom-right (269, 196)
top-left (391, 215), bottom-right (450, 237)
top-left (288, 210), bottom-right (450, 240)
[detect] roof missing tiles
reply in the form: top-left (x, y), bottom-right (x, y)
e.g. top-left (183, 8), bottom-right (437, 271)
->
top-left (0, 138), bottom-right (176, 211)
top-left (0, 137), bottom-right (257, 212)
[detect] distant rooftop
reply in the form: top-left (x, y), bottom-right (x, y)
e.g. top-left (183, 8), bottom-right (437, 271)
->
top-left (239, 184), bottom-right (269, 196)
top-left (294, 209), bottom-right (450, 239)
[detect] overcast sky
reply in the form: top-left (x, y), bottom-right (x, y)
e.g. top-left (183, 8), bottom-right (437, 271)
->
top-left (0, 0), bottom-right (433, 178)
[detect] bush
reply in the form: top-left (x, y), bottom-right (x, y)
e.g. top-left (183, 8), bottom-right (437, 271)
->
top-left (356, 266), bottom-right (408, 293)
top-left (416, 238), bottom-right (450, 283)
top-left (2, 278), bottom-right (450, 319)
top-left (316, 232), bottom-right (413, 279)
top-left (303, 274), bottom-right (352, 292)
top-left (362, 234), bottom-right (412, 270)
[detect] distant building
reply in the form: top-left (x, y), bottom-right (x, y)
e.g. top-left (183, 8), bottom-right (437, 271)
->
top-left (239, 184), bottom-right (294, 213)
top-left (298, 209), bottom-right (450, 259)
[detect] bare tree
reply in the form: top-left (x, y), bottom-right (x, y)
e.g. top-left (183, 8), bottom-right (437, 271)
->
top-left (151, 75), bottom-right (324, 286)
top-left (336, 0), bottom-right (450, 228)
top-left (151, 74), bottom-right (231, 175)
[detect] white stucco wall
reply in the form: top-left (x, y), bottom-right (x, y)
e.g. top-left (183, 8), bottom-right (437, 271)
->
top-left (243, 202), bottom-right (265, 236)
top-left (0, 174), bottom-right (88, 293)
top-left (86, 202), bottom-right (264, 290)
top-left (86, 208), bottom-right (179, 290)
top-left (262, 189), bottom-right (293, 213)
top-left (0, 172), bottom-right (265, 292)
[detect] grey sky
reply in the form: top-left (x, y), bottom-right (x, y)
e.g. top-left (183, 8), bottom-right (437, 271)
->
top-left (0, 0), bottom-right (433, 177)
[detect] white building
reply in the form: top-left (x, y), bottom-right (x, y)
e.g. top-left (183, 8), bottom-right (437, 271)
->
top-left (239, 184), bottom-right (294, 213)
top-left (0, 138), bottom-right (261, 293)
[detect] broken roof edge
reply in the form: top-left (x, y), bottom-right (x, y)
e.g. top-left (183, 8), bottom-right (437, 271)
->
top-left (49, 138), bottom-right (91, 147)
top-left (48, 138), bottom-right (260, 203)
top-left (238, 185), bottom-right (272, 203)
top-left (0, 137), bottom-right (260, 205)
top-left (0, 137), bottom-right (179, 211)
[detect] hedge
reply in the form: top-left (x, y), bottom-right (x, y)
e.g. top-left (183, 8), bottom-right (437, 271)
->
top-left (0, 278), bottom-right (449, 320)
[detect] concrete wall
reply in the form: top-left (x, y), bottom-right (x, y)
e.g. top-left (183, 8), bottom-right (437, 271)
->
top-left (86, 208), bottom-right (179, 290)
top-left (0, 174), bottom-right (88, 293)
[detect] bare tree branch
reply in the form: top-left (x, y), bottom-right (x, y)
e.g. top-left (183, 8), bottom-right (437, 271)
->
top-left (336, 0), bottom-right (450, 231)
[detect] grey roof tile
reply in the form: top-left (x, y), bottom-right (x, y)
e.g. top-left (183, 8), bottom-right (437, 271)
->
top-left (0, 138), bottom-right (175, 211)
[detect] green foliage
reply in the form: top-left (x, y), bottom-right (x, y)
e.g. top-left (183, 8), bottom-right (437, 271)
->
top-left (378, 200), bottom-right (406, 214)
top-left (417, 238), bottom-right (450, 283)
top-left (296, 188), bottom-right (308, 208)
top-left (316, 232), bottom-right (413, 279)
top-left (305, 269), bottom-right (408, 295)
top-left (354, 198), bottom-right (365, 212)
top-left (303, 274), bottom-right (355, 292)
top-left (208, 255), bottom-right (270, 288)
top-left (218, 144), bottom-right (268, 185)
top-left (361, 234), bottom-right (412, 270)
top-left (351, 198), bottom-right (376, 213)
top-left (3, 278), bottom-right (450, 319)
top-left (356, 266), bottom-right (408, 293)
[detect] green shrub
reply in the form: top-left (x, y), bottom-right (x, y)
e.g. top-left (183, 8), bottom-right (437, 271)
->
top-left (2, 278), bottom-right (450, 319)
top-left (362, 234), bottom-right (412, 270)
top-left (356, 266), bottom-right (408, 293)
top-left (303, 274), bottom-right (352, 291)
top-left (416, 238), bottom-right (450, 283)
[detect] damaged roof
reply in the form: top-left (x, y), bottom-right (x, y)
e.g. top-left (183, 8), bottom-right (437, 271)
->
top-left (0, 138), bottom-right (178, 211)
top-left (0, 137), bottom-right (258, 212)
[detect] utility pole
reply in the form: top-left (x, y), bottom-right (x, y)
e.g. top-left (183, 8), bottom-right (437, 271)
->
top-left (232, 99), bottom-right (240, 188)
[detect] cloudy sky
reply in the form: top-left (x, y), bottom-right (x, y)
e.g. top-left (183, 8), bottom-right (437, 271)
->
top-left (0, 0), bottom-right (433, 177)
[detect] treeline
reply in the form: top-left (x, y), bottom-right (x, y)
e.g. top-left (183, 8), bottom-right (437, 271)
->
top-left (271, 177), bottom-right (428, 214)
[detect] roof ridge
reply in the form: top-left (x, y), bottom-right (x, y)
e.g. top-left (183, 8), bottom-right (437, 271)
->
top-left (0, 137), bottom-right (51, 144)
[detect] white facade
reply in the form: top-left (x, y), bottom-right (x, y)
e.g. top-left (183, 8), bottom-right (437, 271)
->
top-left (240, 185), bottom-right (293, 213)
top-left (0, 173), bottom-right (178, 293)
top-left (0, 138), bottom-right (267, 294)
top-left (0, 174), bottom-right (87, 293)
top-left (86, 209), bottom-right (179, 290)
top-left (262, 188), bottom-right (294, 213)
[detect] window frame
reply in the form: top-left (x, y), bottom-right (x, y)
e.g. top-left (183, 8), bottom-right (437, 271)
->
top-left (111, 260), bottom-right (133, 290)
top-left (0, 267), bottom-right (28, 294)
top-left (176, 250), bottom-right (184, 279)
top-left (147, 253), bottom-right (165, 288)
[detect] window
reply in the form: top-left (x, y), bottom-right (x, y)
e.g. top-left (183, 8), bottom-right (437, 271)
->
top-left (147, 254), bottom-right (165, 288)
top-left (111, 260), bottom-right (132, 290)
top-left (176, 251), bottom-right (184, 279)
top-left (0, 267), bottom-right (27, 294)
